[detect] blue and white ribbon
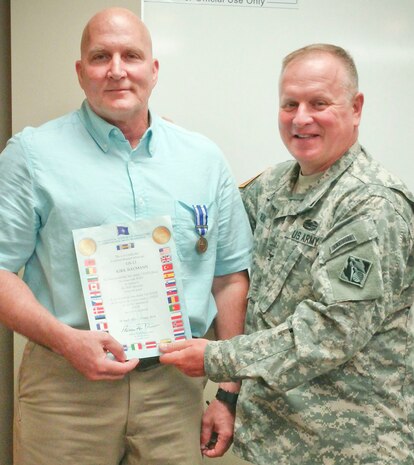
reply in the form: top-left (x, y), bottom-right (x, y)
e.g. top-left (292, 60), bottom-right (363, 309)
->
top-left (192, 204), bottom-right (208, 237)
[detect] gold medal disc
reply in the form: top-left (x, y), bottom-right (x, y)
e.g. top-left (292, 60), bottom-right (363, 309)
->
top-left (196, 236), bottom-right (208, 254)
top-left (77, 238), bottom-right (97, 256)
top-left (152, 226), bottom-right (171, 244)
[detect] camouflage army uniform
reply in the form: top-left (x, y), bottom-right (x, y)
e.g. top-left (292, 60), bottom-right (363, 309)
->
top-left (204, 144), bottom-right (414, 465)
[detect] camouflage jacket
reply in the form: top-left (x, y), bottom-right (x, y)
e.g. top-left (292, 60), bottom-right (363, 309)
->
top-left (205, 144), bottom-right (414, 465)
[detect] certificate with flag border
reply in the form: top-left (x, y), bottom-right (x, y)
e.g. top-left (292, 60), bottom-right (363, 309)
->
top-left (72, 216), bottom-right (191, 359)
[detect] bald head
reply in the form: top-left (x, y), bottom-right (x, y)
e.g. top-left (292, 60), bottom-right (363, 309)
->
top-left (75, 7), bottom-right (159, 139)
top-left (80, 8), bottom-right (153, 58)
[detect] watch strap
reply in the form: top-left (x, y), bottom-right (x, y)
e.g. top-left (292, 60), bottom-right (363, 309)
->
top-left (215, 388), bottom-right (239, 409)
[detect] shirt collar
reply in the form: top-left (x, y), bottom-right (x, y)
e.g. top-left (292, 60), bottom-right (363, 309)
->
top-left (78, 100), bottom-right (115, 152)
top-left (139, 112), bottom-right (158, 157)
top-left (78, 100), bottom-right (157, 156)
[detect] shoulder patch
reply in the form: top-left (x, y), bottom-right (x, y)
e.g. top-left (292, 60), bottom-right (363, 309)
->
top-left (239, 171), bottom-right (264, 189)
top-left (339, 255), bottom-right (373, 288)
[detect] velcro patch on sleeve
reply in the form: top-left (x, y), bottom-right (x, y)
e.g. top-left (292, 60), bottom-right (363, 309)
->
top-left (330, 234), bottom-right (357, 255)
top-left (339, 255), bottom-right (373, 288)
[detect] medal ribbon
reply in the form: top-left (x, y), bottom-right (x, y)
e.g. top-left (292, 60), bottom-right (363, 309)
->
top-left (192, 205), bottom-right (208, 237)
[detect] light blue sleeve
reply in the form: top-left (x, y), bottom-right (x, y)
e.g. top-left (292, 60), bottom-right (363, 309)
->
top-left (214, 161), bottom-right (252, 276)
top-left (0, 131), bottom-right (39, 272)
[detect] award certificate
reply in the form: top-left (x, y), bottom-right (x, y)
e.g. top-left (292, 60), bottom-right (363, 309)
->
top-left (73, 216), bottom-right (191, 359)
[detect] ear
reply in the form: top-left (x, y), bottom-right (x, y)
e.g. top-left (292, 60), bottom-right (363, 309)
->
top-left (75, 60), bottom-right (84, 89)
top-left (152, 59), bottom-right (159, 87)
top-left (352, 92), bottom-right (364, 126)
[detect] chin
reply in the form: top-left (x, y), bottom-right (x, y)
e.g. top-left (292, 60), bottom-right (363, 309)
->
top-left (290, 149), bottom-right (321, 162)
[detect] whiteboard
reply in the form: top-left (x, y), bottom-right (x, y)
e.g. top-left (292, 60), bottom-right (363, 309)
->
top-left (143, 0), bottom-right (414, 191)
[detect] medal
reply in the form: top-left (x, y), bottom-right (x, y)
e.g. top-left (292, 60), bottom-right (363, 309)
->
top-left (192, 204), bottom-right (208, 254)
top-left (196, 235), bottom-right (208, 254)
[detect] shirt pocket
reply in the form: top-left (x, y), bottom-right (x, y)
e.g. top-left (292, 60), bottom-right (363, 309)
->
top-left (317, 217), bottom-right (383, 303)
top-left (173, 200), bottom-right (218, 262)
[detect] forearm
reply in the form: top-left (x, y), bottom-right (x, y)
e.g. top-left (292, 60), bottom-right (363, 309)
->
top-left (205, 298), bottom-right (379, 391)
top-left (212, 270), bottom-right (249, 392)
top-left (0, 269), bottom-right (137, 379)
top-left (0, 269), bottom-right (72, 353)
top-left (212, 270), bottom-right (248, 339)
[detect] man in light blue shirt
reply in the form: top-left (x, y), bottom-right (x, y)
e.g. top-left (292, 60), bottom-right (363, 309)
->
top-left (0, 8), bottom-right (251, 465)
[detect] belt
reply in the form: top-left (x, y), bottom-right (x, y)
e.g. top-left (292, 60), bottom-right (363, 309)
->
top-left (135, 356), bottom-right (160, 372)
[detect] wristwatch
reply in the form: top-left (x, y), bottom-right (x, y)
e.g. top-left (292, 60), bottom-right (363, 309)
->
top-left (215, 388), bottom-right (239, 411)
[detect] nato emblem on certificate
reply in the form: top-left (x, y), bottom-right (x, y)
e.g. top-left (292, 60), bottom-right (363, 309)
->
top-left (72, 216), bottom-right (191, 359)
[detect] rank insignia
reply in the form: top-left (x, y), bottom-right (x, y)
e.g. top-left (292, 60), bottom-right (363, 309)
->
top-left (339, 255), bottom-right (372, 288)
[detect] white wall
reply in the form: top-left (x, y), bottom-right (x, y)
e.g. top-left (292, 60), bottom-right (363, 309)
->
top-left (143, 0), bottom-right (414, 192)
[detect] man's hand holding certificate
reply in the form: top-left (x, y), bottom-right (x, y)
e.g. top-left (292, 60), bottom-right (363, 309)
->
top-left (73, 216), bottom-right (191, 360)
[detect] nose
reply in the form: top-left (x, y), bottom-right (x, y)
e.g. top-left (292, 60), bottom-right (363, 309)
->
top-left (107, 56), bottom-right (126, 80)
top-left (292, 103), bottom-right (313, 127)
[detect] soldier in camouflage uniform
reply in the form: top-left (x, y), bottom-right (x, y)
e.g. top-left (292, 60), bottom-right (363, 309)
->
top-left (160, 44), bottom-right (414, 464)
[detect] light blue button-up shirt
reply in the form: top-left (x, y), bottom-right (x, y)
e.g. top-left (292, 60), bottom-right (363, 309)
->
top-left (0, 101), bottom-right (252, 336)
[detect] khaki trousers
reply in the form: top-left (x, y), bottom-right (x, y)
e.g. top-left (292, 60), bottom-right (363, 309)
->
top-left (15, 341), bottom-right (204, 465)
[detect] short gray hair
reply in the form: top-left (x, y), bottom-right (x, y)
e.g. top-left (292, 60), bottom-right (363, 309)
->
top-left (281, 43), bottom-right (359, 96)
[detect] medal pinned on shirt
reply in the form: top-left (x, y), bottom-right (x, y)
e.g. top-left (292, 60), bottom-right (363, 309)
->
top-left (192, 204), bottom-right (208, 254)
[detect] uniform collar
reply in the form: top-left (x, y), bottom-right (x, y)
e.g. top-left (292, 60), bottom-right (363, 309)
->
top-left (270, 142), bottom-right (362, 216)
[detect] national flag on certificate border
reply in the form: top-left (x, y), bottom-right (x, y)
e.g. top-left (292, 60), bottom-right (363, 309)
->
top-left (96, 322), bottom-right (108, 330)
top-left (85, 267), bottom-right (97, 275)
top-left (163, 271), bottom-right (175, 279)
top-left (162, 263), bottom-right (173, 272)
top-left (91, 298), bottom-right (103, 306)
top-left (89, 291), bottom-right (101, 298)
top-left (93, 306), bottom-right (105, 315)
top-left (88, 282), bottom-right (100, 291)
top-left (145, 341), bottom-right (157, 349)
top-left (159, 247), bottom-right (171, 255)
top-left (169, 303), bottom-right (181, 311)
top-left (174, 335), bottom-right (186, 341)
top-left (165, 279), bottom-right (176, 288)
top-left (94, 314), bottom-right (106, 320)
top-left (87, 276), bottom-right (98, 283)
top-left (173, 328), bottom-right (186, 337)
top-left (131, 342), bottom-right (143, 350)
top-left (160, 255), bottom-right (172, 264)
top-left (168, 295), bottom-right (179, 304)
top-left (172, 320), bottom-right (184, 329)
top-left (166, 288), bottom-right (178, 296)
top-left (170, 312), bottom-right (182, 320)
top-left (84, 259), bottom-right (96, 267)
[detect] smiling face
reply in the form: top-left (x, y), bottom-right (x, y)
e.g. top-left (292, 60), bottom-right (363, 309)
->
top-left (278, 52), bottom-right (363, 175)
top-left (75, 9), bottom-right (159, 128)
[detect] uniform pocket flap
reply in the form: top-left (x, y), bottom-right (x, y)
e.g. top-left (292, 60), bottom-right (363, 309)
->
top-left (257, 247), bottom-right (302, 313)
